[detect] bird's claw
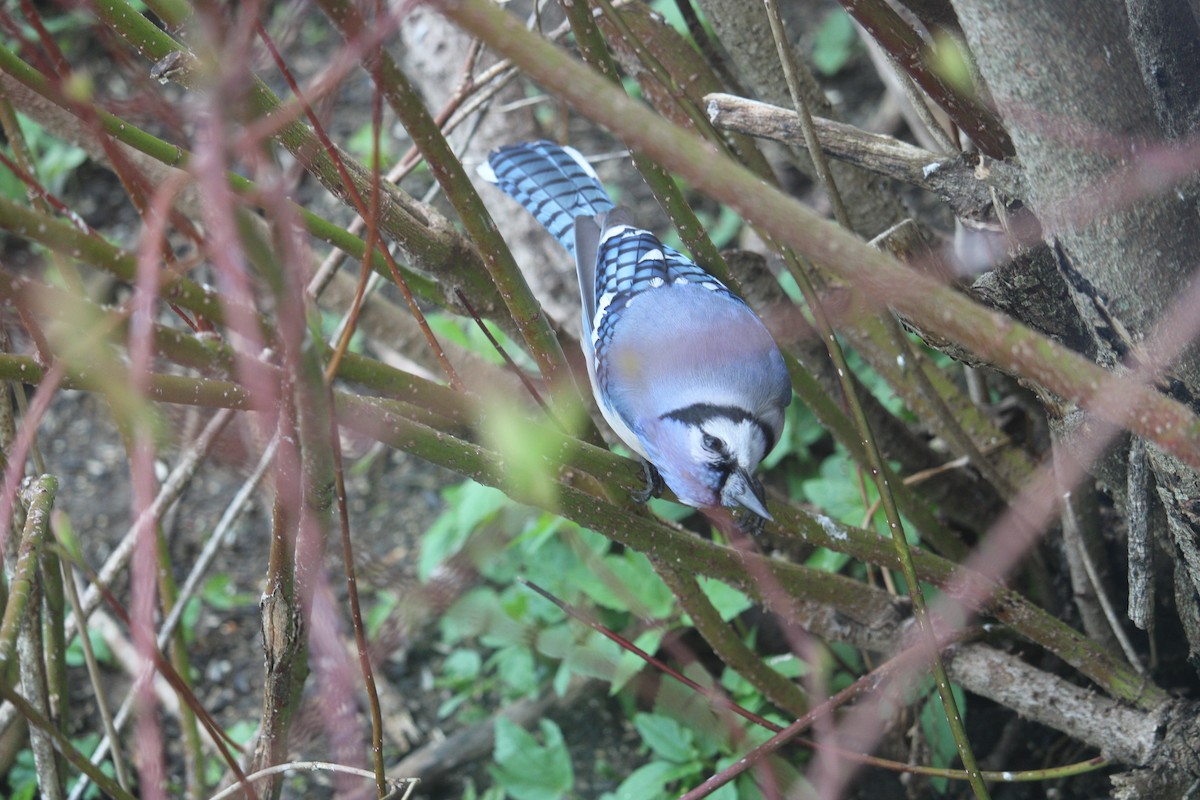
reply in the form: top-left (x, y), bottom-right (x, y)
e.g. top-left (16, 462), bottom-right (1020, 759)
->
top-left (738, 511), bottom-right (767, 535)
top-left (631, 459), bottom-right (665, 504)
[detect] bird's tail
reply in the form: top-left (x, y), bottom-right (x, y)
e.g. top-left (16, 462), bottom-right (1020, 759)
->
top-left (478, 140), bottom-right (615, 258)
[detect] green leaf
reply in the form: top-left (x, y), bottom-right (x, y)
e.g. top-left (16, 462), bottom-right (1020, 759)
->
top-left (800, 449), bottom-right (867, 524)
top-left (346, 121), bottom-right (395, 169)
top-left (695, 577), bottom-right (753, 622)
top-left (634, 712), bottom-right (698, 764)
top-left (805, 546), bottom-right (851, 574)
top-left (570, 550), bottom-right (673, 617)
top-left (226, 720), bottom-right (259, 746)
top-left (8, 747), bottom-right (37, 800)
top-left (919, 680), bottom-right (967, 794)
top-left (719, 752), bottom-right (809, 799)
top-left (65, 628), bottom-right (112, 668)
top-left (928, 31), bottom-right (974, 92)
top-left (419, 481), bottom-right (510, 580)
top-left (480, 404), bottom-right (570, 510)
top-left (611, 628), bottom-right (665, 694)
top-left (560, 631), bottom-right (622, 683)
top-left (464, 778), bottom-right (508, 800)
top-left (765, 653), bottom-right (808, 679)
top-left (603, 759), bottom-right (700, 800)
top-left (652, 665), bottom-right (725, 757)
top-left (488, 645), bottom-right (541, 697)
top-left (442, 648), bottom-right (484, 684)
top-left (812, 9), bottom-right (860, 76)
top-left (540, 626), bottom-right (623, 685)
top-left (0, 115), bottom-right (88, 201)
top-left (760, 400), bottom-right (825, 468)
top-left (319, 308), bottom-right (365, 354)
top-left (701, 205), bottom-right (743, 249)
top-left (490, 718), bottom-right (574, 800)
top-left (553, 660), bottom-right (573, 697)
top-left (201, 573), bottom-right (257, 610)
top-left (648, 495), bottom-right (697, 521)
top-left (365, 590), bottom-right (399, 639)
top-left (426, 312), bottom-right (538, 372)
top-left (52, 510), bottom-right (82, 561)
top-left (709, 779), bottom-right (740, 800)
top-left (799, 447), bottom-right (908, 535)
top-left (437, 692), bottom-right (472, 720)
top-left (440, 587), bottom-right (504, 644)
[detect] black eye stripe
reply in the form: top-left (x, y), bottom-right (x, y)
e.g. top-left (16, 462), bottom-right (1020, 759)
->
top-left (663, 403), bottom-right (774, 453)
top-left (714, 462), bottom-right (733, 493)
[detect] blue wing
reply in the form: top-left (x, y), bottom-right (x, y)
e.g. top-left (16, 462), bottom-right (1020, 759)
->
top-left (588, 223), bottom-right (743, 409)
top-left (590, 223), bottom-right (736, 304)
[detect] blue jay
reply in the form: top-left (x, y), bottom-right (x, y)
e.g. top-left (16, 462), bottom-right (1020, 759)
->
top-left (478, 141), bottom-right (791, 525)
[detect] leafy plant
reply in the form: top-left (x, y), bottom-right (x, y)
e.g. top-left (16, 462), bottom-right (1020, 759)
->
top-left (490, 718), bottom-right (575, 800)
top-left (64, 628), bottom-right (113, 668)
top-left (811, 9), bottom-right (861, 76)
top-left (6, 734), bottom-right (114, 800)
top-left (0, 114), bottom-right (87, 200)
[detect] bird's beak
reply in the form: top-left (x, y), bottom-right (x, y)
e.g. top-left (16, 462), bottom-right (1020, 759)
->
top-left (729, 470), bottom-right (773, 521)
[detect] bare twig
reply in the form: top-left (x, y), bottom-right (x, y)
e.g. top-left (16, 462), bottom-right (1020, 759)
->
top-left (705, 92), bottom-right (1024, 219)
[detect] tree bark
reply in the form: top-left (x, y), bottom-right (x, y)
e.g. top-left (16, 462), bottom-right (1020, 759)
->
top-left (950, 0), bottom-right (1200, 687)
top-left (950, 0), bottom-right (1200, 375)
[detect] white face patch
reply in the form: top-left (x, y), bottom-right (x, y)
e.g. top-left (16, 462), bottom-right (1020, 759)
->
top-left (695, 417), bottom-right (767, 469)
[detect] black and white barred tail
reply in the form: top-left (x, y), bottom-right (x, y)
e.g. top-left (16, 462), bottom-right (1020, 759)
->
top-left (477, 140), bottom-right (614, 258)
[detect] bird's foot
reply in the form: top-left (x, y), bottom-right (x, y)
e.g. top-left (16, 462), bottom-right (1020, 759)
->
top-left (737, 510), bottom-right (766, 536)
top-left (631, 459), bottom-right (665, 504)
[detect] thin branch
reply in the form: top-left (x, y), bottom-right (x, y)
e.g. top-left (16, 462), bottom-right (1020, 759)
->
top-left (705, 92), bottom-right (1024, 218)
top-left (834, 0), bottom-right (1012, 157)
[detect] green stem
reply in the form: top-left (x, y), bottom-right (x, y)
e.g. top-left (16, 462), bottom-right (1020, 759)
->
top-left (0, 194), bottom-right (230, 329)
top-left (792, 254), bottom-right (989, 796)
top-left (0, 682), bottom-right (138, 800)
top-left (656, 562), bottom-right (810, 716)
top-left (0, 353), bottom-right (1161, 706)
top-left (765, 2), bottom-right (985, 789)
top-left (0, 23), bottom-right (486, 318)
top-left (155, 527), bottom-right (206, 796)
top-left (38, 547), bottom-right (68, 748)
top-left (0, 476), bottom-right (56, 671)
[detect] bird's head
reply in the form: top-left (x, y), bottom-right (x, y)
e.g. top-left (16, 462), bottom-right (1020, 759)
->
top-left (644, 408), bottom-right (776, 520)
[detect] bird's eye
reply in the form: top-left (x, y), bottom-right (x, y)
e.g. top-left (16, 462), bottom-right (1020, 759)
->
top-left (702, 433), bottom-right (723, 452)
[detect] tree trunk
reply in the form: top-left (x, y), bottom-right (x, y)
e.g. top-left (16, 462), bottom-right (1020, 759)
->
top-left (948, 1), bottom-right (1200, 792)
